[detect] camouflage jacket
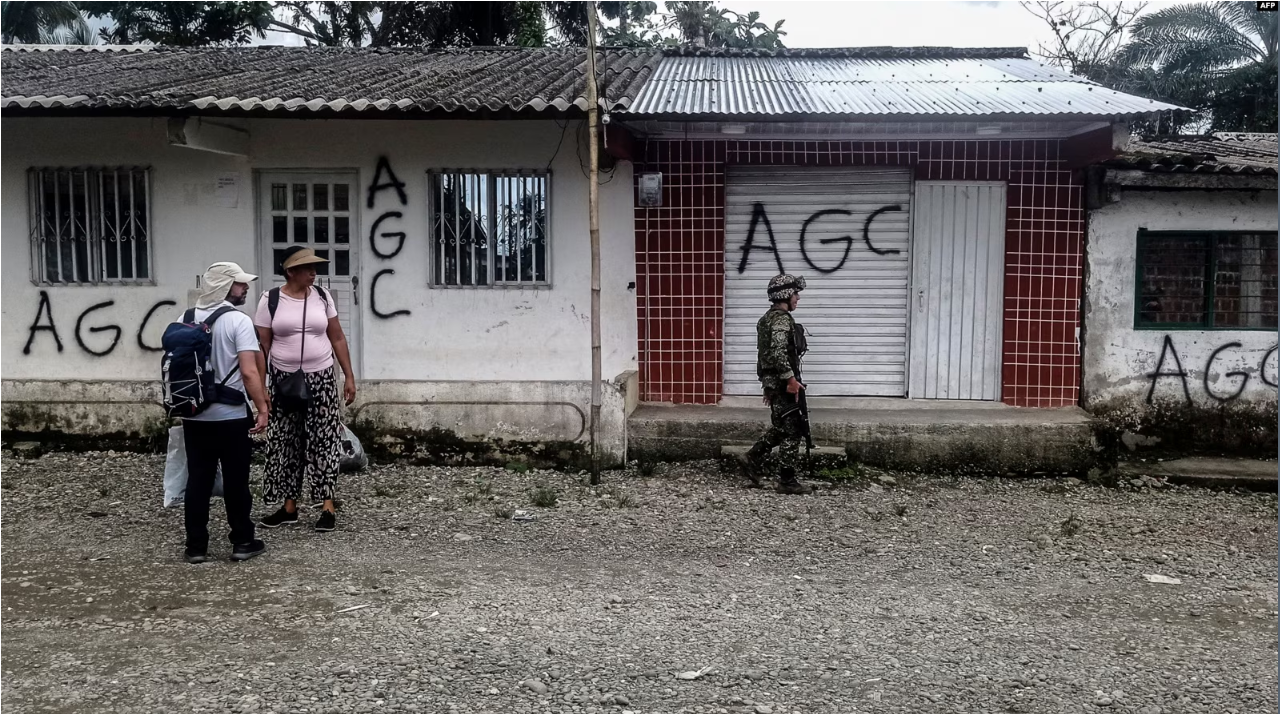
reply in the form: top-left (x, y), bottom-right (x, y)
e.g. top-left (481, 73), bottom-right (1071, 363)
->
top-left (756, 307), bottom-right (797, 391)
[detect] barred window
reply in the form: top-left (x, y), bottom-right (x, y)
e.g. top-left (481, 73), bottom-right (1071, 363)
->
top-left (428, 170), bottom-right (548, 287)
top-left (1136, 230), bottom-right (1279, 330)
top-left (27, 167), bottom-right (152, 285)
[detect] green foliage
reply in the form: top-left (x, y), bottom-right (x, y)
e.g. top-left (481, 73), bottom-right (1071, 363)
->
top-left (51, 1), bottom-right (788, 49)
top-left (1027, 1), bottom-right (1278, 132)
top-left (514, 1), bottom-right (546, 47)
top-left (1120, 2), bottom-right (1278, 132)
top-left (530, 485), bottom-right (559, 508)
top-left (80, 1), bottom-right (271, 45)
top-left (2, 1), bottom-right (88, 44)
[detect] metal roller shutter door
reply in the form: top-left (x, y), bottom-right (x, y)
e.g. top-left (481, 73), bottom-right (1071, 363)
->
top-left (723, 166), bottom-right (913, 397)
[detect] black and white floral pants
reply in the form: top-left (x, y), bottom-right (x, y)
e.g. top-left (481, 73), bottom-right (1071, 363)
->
top-left (263, 365), bottom-right (341, 504)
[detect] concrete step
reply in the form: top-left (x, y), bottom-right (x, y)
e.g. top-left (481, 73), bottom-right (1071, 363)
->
top-left (1116, 458), bottom-right (1278, 491)
top-left (630, 402), bottom-right (1098, 474)
top-left (719, 444), bottom-right (849, 472)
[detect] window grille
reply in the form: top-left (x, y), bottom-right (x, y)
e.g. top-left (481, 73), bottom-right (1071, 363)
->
top-left (429, 170), bottom-right (549, 287)
top-left (27, 167), bottom-right (152, 285)
top-left (1135, 230), bottom-right (1278, 330)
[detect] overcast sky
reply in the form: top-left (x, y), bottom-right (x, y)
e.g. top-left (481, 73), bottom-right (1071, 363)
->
top-left (715, 1), bottom-right (1053, 50)
top-left (251, 1), bottom-right (1160, 53)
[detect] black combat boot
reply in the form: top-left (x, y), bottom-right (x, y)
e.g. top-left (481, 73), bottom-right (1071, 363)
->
top-left (776, 468), bottom-right (814, 495)
top-left (735, 444), bottom-right (770, 488)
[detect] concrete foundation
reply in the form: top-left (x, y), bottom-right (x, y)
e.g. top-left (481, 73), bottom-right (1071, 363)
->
top-left (2, 373), bottom-right (637, 467)
top-left (629, 399), bottom-right (1099, 474)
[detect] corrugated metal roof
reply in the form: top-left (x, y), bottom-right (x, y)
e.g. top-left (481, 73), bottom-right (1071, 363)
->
top-left (1107, 133), bottom-right (1279, 175)
top-left (1, 44), bottom-right (1186, 120)
top-left (660, 46), bottom-right (1034, 60)
top-left (0, 45), bottom-right (661, 116)
top-left (628, 55), bottom-right (1184, 118)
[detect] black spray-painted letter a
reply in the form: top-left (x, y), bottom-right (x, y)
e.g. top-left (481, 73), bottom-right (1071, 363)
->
top-left (738, 202), bottom-right (785, 275)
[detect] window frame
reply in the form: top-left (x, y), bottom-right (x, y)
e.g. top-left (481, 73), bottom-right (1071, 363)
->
top-left (27, 166), bottom-right (156, 286)
top-left (426, 168), bottom-right (553, 289)
top-left (1133, 228), bottom-right (1279, 331)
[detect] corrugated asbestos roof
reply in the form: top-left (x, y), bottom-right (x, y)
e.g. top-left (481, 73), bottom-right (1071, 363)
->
top-left (0, 44), bottom-right (1181, 120)
top-left (0, 45), bottom-right (660, 115)
top-left (627, 51), bottom-right (1183, 118)
top-left (1107, 133), bottom-right (1279, 175)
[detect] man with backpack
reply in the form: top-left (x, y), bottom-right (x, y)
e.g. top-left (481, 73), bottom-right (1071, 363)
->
top-left (162, 262), bottom-right (270, 564)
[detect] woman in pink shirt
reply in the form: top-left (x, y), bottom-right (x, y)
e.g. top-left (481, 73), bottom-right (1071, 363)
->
top-left (254, 247), bottom-right (356, 533)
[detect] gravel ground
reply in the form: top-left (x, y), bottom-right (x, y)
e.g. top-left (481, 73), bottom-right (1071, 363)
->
top-left (1, 451), bottom-right (1278, 714)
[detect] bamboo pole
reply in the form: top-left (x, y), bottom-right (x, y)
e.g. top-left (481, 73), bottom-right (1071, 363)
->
top-left (586, 3), bottom-right (603, 486)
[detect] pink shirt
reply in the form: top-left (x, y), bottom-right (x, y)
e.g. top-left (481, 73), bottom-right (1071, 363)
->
top-left (254, 288), bottom-right (338, 373)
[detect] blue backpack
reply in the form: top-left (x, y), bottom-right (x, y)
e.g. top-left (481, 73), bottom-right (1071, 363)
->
top-left (160, 307), bottom-right (247, 418)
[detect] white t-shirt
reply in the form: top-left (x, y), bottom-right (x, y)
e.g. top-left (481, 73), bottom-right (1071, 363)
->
top-left (179, 301), bottom-right (260, 422)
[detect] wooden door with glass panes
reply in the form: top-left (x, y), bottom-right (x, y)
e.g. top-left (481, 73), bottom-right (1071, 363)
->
top-left (258, 172), bottom-right (361, 376)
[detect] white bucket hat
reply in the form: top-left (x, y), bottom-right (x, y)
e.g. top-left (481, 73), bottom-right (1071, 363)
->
top-left (196, 262), bottom-right (258, 308)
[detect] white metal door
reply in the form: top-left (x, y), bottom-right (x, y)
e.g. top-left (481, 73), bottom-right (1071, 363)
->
top-left (908, 182), bottom-right (1006, 400)
top-left (724, 166), bottom-right (913, 397)
top-left (258, 172), bottom-right (361, 376)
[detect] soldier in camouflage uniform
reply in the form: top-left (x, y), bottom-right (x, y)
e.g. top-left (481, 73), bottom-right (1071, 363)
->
top-left (735, 274), bottom-right (815, 495)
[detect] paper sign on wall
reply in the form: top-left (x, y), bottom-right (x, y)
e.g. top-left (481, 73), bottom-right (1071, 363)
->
top-left (215, 173), bottom-right (239, 208)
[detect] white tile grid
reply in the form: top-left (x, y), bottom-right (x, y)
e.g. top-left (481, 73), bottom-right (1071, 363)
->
top-left (637, 138), bottom-right (1085, 406)
top-left (635, 147), bottom-right (726, 402)
top-left (1004, 155), bottom-right (1083, 407)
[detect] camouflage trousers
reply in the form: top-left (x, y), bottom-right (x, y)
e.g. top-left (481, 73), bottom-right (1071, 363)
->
top-left (748, 389), bottom-right (805, 480)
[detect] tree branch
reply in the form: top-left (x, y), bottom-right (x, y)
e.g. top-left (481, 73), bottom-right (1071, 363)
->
top-left (266, 17), bottom-right (321, 42)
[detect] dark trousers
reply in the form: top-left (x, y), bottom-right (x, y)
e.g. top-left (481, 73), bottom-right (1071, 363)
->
top-left (182, 417), bottom-right (256, 551)
top-left (749, 388), bottom-right (804, 480)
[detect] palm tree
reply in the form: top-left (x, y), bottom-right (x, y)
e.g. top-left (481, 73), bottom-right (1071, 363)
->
top-left (1119, 2), bottom-right (1278, 131)
top-left (50, 18), bottom-right (96, 44)
top-left (1122, 2), bottom-right (1277, 76)
top-left (1, 1), bottom-right (87, 44)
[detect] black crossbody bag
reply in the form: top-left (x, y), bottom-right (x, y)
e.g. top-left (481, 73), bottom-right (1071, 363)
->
top-left (274, 289), bottom-right (312, 413)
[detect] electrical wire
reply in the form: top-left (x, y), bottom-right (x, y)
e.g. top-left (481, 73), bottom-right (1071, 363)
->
top-left (545, 118), bottom-right (571, 172)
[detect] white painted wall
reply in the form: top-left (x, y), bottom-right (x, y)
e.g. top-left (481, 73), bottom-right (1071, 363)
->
top-left (1, 117), bottom-right (639, 461)
top-left (2, 117), bottom-right (637, 382)
top-left (1083, 189), bottom-right (1280, 408)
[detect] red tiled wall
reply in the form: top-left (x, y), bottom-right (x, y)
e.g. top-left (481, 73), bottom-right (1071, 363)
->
top-left (633, 139), bottom-right (1084, 407)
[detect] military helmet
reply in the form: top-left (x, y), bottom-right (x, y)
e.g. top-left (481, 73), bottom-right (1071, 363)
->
top-left (767, 274), bottom-right (807, 303)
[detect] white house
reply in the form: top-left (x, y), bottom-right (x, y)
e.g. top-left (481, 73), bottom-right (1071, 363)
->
top-left (1, 45), bottom-right (656, 465)
top-left (6, 44), bottom-right (1213, 471)
top-left (1083, 133), bottom-right (1279, 452)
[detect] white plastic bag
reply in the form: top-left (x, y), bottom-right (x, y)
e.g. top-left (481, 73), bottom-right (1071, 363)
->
top-left (163, 425), bottom-right (223, 508)
top-left (339, 424), bottom-right (368, 474)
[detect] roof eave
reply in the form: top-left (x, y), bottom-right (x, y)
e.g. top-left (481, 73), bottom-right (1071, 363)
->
top-left (0, 102), bottom-right (610, 120)
top-left (1104, 168), bottom-right (1278, 190)
top-left (617, 110), bottom-right (1176, 121)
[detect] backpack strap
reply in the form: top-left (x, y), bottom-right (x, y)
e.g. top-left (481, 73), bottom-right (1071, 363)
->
top-left (183, 308), bottom-right (196, 323)
top-left (267, 287), bottom-right (281, 320)
top-left (202, 306), bottom-right (242, 387)
top-left (268, 285), bottom-right (328, 319)
top-left (203, 305), bottom-right (237, 328)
